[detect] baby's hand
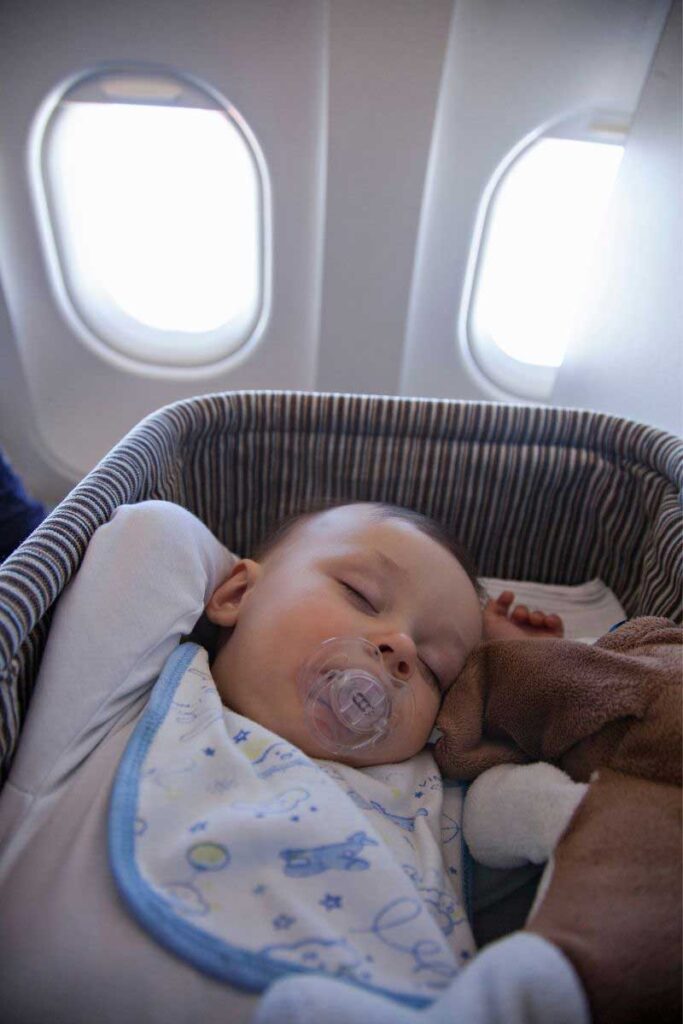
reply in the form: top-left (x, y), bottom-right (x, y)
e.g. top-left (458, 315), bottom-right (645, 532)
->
top-left (483, 591), bottom-right (564, 641)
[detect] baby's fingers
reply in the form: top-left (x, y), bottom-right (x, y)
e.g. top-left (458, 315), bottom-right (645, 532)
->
top-left (545, 613), bottom-right (564, 634)
top-left (529, 610), bottom-right (565, 634)
top-left (494, 590), bottom-right (515, 611)
top-left (511, 604), bottom-right (530, 624)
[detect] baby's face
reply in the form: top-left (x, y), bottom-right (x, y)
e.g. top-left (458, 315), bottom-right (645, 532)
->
top-left (206, 504), bottom-right (483, 767)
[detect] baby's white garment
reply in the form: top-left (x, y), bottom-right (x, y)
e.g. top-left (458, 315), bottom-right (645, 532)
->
top-left (110, 642), bottom-right (474, 1006)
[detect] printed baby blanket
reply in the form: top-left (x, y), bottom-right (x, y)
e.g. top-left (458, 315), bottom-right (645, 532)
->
top-left (109, 643), bottom-right (475, 1007)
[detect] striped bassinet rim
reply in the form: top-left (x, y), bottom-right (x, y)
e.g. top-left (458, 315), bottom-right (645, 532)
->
top-left (0, 390), bottom-right (681, 783)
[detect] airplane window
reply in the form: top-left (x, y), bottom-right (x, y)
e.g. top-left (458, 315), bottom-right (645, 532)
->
top-left (469, 136), bottom-right (624, 399)
top-left (38, 72), bottom-right (268, 371)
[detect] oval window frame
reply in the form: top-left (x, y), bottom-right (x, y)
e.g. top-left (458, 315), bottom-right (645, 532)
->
top-left (30, 64), bottom-right (271, 379)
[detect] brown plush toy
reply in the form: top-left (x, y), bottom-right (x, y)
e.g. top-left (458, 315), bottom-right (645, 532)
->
top-left (434, 617), bottom-right (682, 1024)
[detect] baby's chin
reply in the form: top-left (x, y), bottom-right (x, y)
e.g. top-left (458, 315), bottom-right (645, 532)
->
top-left (287, 734), bottom-right (367, 766)
top-left (256, 707), bottom-right (429, 767)
top-left (302, 737), bottom-right (428, 769)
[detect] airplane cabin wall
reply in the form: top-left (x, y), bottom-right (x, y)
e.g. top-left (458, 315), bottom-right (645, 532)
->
top-left (552, 0), bottom-right (682, 436)
top-left (399, 0), bottom-right (674, 404)
top-left (315, 0), bottom-right (452, 397)
top-left (0, 0), bottom-right (678, 507)
top-left (0, 0), bottom-right (328, 502)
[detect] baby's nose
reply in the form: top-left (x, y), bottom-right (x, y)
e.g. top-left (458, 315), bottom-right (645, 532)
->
top-left (377, 634), bottom-right (417, 680)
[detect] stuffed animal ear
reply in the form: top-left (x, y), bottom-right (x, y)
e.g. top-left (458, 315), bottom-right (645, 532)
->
top-left (434, 646), bottom-right (530, 779)
top-left (435, 619), bottom-right (681, 784)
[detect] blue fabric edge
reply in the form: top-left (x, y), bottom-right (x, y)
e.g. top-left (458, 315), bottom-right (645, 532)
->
top-left (108, 640), bottom-right (434, 1009)
top-left (443, 779), bottom-right (474, 925)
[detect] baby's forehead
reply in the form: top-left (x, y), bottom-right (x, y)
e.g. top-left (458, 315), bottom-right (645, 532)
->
top-left (300, 504), bottom-right (408, 544)
top-left (290, 506), bottom-right (458, 577)
top-left (309, 503), bottom-right (383, 531)
top-left (274, 504), bottom-right (484, 648)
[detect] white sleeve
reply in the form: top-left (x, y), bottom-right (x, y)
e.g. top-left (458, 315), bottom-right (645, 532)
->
top-left (8, 501), bottom-right (236, 796)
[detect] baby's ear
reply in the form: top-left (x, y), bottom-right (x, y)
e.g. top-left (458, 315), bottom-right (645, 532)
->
top-left (205, 559), bottom-right (261, 627)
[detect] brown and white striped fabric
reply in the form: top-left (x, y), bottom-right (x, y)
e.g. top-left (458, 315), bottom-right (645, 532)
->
top-left (0, 391), bottom-right (681, 784)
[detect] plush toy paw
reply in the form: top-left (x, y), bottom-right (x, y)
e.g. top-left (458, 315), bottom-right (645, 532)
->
top-left (463, 763), bottom-right (588, 869)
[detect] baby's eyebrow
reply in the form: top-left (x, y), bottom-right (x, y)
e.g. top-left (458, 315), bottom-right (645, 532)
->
top-left (369, 549), bottom-right (409, 583)
top-left (340, 549), bottom-right (406, 583)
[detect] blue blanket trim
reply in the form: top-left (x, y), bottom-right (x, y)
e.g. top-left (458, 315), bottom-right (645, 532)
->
top-left (108, 641), bottom-right (433, 1007)
top-left (444, 778), bottom-right (474, 925)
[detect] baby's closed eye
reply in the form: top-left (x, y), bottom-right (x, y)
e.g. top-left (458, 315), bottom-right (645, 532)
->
top-left (339, 580), bottom-right (378, 613)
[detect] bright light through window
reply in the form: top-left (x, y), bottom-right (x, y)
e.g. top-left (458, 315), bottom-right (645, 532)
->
top-left (42, 87), bottom-right (265, 368)
top-left (472, 138), bottom-right (624, 369)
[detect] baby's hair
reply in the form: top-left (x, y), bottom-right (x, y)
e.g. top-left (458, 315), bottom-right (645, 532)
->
top-left (253, 498), bottom-right (484, 601)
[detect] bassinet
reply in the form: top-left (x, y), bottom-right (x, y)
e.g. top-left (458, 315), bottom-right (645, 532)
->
top-left (1, 390), bottom-right (681, 785)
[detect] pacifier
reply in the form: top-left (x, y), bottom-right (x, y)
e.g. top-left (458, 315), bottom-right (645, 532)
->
top-left (298, 637), bottom-right (416, 756)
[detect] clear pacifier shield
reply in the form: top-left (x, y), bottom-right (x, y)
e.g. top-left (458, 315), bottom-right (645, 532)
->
top-left (298, 637), bottom-right (414, 755)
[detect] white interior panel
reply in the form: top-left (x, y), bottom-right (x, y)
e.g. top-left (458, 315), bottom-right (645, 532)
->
top-left (551, 0), bottom-right (682, 437)
top-left (315, 0), bottom-right (453, 396)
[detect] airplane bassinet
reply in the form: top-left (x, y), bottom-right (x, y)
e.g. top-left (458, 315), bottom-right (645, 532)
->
top-left (0, 390), bottom-right (681, 784)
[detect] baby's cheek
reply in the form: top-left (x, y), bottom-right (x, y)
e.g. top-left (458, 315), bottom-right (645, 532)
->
top-left (282, 594), bottom-right (354, 643)
top-left (410, 693), bottom-right (440, 741)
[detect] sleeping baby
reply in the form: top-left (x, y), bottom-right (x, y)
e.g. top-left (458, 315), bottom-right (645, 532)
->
top-left (199, 499), bottom-right (563, 766)
top-left (0, 499), bottom-right (587, 1024)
